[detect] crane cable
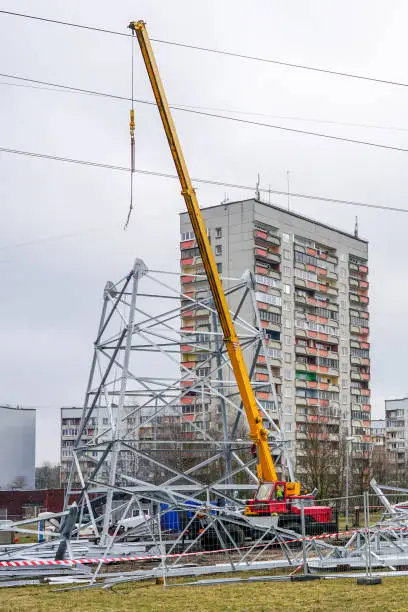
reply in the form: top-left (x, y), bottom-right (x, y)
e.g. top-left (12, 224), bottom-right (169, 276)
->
top-left (124, 29), bottom-right (136, 230)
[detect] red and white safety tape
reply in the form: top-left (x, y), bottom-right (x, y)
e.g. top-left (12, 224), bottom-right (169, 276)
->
top-left (2, 523), bottom-right (408, 569)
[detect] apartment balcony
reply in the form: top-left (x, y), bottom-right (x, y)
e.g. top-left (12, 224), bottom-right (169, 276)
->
top-left (254, 229), bottom-right (280, 246)
top-left (254, 247), bottom-right (281, 264)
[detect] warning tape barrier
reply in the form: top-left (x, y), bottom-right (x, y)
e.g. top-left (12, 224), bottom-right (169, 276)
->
top-left (2, 523), bottom-right (408, 569)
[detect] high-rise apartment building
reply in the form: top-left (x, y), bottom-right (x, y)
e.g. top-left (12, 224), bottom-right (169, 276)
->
top-left (371, 419), bottom-right (386, 448)
top-left (180, 198), bottom-right (370, 473)
top-left (0, 405), bottom-right (36, 489)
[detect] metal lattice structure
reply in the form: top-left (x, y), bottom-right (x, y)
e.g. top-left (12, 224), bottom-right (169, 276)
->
top-left (61, 259), bottom-right (292, 562)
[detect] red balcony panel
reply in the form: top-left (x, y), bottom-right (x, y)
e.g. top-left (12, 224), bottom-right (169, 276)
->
top-left (318, 284), bottom-right (328, 292)
top-left (361, 358), bottom-right (370, 365)
top-left (184, 414), bottom-right (194, 421)
top-left (361, 373), bottom-right (370, 381)
top-left (183, 292), bottom-right (194, 299)
top-left (361, 389), bottom-right (370, 396)
top-left (257, 355), bottom-right (266, 364)
top-left (307, 381), bottom-right (318, 389)
top-left (181, 397), bottom-right (194, 405)
top-left (261, 320), bottom-right (269, 328)
top-left (318, 382), bottom-right (329, 390)
top-left (308, 364), bottom-right (318, 372)
top-left (319, 365), bottom-right (328, 373)
top-left (361, 342), bottom-right (370, 350)
top-left (180, 239), bottom-right (195, 249)
top-left (308, 314), bottom-right (317, 322)
top-left (257, 391), bottom-right (270, 400)
top-left (181, 257), bottom-right (194, 266)
top-left (362, 312), bottom-right (369, 319)
top-left (256, 265), bottom-right (268, 274)
top-left (306, 281), bottom-right (317, 289)
top-left (181, 361), bottom-right (195, 369)
top-left (255, 230), bottom-right (268, 240)
top-left (181, 275), bottom-right (195, 283)
top-left (319, 399), bottom-right (329, 407)
top-left (256, 247), bottom-right (268, 257)
top-left (306, 247), bottom-right (317, 256)
top-left (307, 398), bottom-right (318, 406)
top-left (182, 310), bottom-right (193, 318)
top-left (359, 265), bottom-right (368, 274)
top-left (317, 349), bottom-right (328, 357)
top-left (308, 347), bottom-right (317, 355)
top-left (317, 267), bottom-right (327, 276)
top-left (306, 264), bottom-right (316, 272)
top-left (181, 345), bottom-right (194, 352)
top-left (181, 326), bottom-right (194, 332)
top-left (317, 316), bottom-right (328, 324)
top-left (256, 284), bottom-right (268, 293)
top-left (363, 420), bottom-right (370, 427)
top-left (256, 373), bottom-right (269, 382)
top-left (316, 333), bottom-right (328, 341)
top-left (361, 327), bottom-right (369, 334)
top-left (257, 301), bottom-right (268, 310)
top-left (181, 380), bottom-right (193, 387)
top-left (362, 404), bottom-right (371, 411)
top-left (308, 331), bottom-right (317, 338)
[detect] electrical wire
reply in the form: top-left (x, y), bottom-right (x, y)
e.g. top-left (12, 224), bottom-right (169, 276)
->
top-left (2, 9), bottom-right (408, 89)
top-left (3, 73), bottom-right (408, 134)
top-left (2, 74), bottom-right (408, 154)
top-left (1, 145), bottom-right (407, 214)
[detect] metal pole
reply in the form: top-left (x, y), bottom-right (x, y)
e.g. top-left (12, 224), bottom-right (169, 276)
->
top-left (345, 442), bottom-right (350, 530)
top-left (301, 499), bottom-right (308, 575)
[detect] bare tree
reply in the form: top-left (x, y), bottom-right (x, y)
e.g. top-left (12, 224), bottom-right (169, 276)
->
top-left (35, 463), bottom-right (61, 489)
top-left (9, 475), bottom-right (27, 490)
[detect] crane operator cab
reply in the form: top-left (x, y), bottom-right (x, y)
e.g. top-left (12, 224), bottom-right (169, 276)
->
top-left (244, 481), bottom-right (302, 516)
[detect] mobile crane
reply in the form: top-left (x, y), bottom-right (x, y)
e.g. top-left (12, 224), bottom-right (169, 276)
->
top-left (128, 21), bottom-right (337, 539)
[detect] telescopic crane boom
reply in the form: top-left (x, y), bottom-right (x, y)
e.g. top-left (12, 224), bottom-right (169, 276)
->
top-left (129, 20), bottom-right (288, 488)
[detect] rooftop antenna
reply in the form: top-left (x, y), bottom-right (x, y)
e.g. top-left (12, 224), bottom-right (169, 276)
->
top-left (268, 185), bottom-right (271, 204)
top-left (221, 192), bottom-right (229, 205)
top-left (287, 171), bottom-right (291, 212)
top-left (255, 172), bottom-right (260, 200)
top-left (354, 215), bottom-right (359, 237)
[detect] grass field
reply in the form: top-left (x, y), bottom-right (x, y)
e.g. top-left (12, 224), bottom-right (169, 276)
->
top-left (2, 577), bottom-right (408, 611)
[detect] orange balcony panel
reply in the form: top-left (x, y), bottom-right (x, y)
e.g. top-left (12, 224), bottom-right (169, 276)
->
top-left (307, 297), bottom-right (318, 306)
top-left (261, 320), bottom-right (269, 328)
top-left (308, 364), bottom-right (318, 372)
top-left (318, 382), bottom-right (329, 391)
top-left (256, 265), bottom-right (268, 274)
top-left (180, 239), bottom-right (195, 249)
top-left (361, 358), bottom-right (370, 365)
top-left (317, 316), bottom-right (328, 324)
top-left (306, 281), bottom-right (317, 289)
top-left (181, 326), bottom-right (194, 332)
top-left (360, 296), bottom-right (369, 304)
top-left (257, 301), bottom-right (268, 310)
top-left (308, 347), bottom-right (317, 355)
top-left (306, 264), bottom-right (316, 272)
top-left (361, 373), bottom-right (370, 381)
top-left (359, 265), bottom-right (368, 274)
top-left (255, 230), bottom-right (269, 240)
top-left (308, 314), bottom-right (317, 322)
top-left (318, 365), bottom-right (328, 373)
top-left (307, 398), bottom-right (318, 406)
top-left (257, 391), bottom-right (270, 400)
top-left (181, 344), bottom-right (194, 352)
top-left (306, 247), bottom-right (317, 256)
top-left (181, 257), bottom-right (194, 266)
top-left (362, 404), bottom-right (371, 411)
top-left (257, 355), bottom-right (266, 364)
top-left (317, 267), bottom-right (327, 276)
top-left (309, 415), bottom-right (318, 422)
top-left (181, 275), bottom-right (195, 283)
top-left (256, 284), bottom-right (268, 293)
top-left (181, 361), bottom-right (195, 369)
top-left (362, 312), bottom-right (369, 319)
top-left (360, 280), bottom-right (369, 288)
top-left (183, 292), bottom-right (194, 299)
top-left (308, 331), bottom-right (317, 338)
top-left (181, 380), bottom-right (193, 387)
top-left (361, 389), bottom-right (370, 396)
top-left (256, 247), bottom-right (268, 257)
top-left (318, 284), bottom-right (328, 292)
top-left (181, 397), bottom-right (194, 405)
top-left (317, 349), bottom-right (328, 357)
top-left (317, 333), bottom-right (328, 341)
top-left (361, 342), bottom-right (370, 350)
top-left (319, 399), bottom-right (329, 407)
top-left (182, 310), bottom-right (193, 318)
top-left (361, 327), bottom-right (369, 334)
top-left (307, 381), bottom-right (318, 389)
top-left (363, 420), bottom-right (370, 427)
top-left (256, 373), bottom-right (269, 382)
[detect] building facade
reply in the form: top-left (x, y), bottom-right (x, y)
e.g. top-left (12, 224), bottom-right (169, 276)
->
top-left (385, 397), bottom-right (408, 466)
top-left (0, 406), bottom-right (36, 489)
top-left (371, 419), bottom-right (386, 447)
top-left (180, 198), bottom-right (370, 473)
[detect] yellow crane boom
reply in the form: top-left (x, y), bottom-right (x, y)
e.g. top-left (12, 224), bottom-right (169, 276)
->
top-left (129, 20), bottom-right (277, 483)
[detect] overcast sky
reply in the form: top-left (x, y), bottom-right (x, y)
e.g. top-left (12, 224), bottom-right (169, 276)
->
top-left (1, 1), bottom-right (407, 464)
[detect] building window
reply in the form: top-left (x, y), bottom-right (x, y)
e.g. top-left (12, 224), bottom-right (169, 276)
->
top-left (340, 300), bottom-right (346, 309)
top-left (284, 319), bottom-right (291, 329)
top-left (341, 363), bottom-right (348, 373)
top-left (285, 422), bottom-right (292, 432)
top-left (342, 346), bottom-right (348, 356)
top-left (340, 269), bottom-right (346, 279)
top-left (217, 262), bottom-right (222, 274)
top-left (283, 249), bottom-right (290, 260)
top-left (283, 301), bottom-right (291, 311)
top-left (181, 231), bottom-right (195, 241)
top-left (215, 227), bottom-right (223, 238)
top-left (284, 335), bottom-right (291, 346)
top-left (284, 352), bottom-right (291, 363)
top-left (342, 395), bottom-right (349, 405)
top-left (339, 283), bottom-right (346, 293)
top-left (282, 233), bottom-right (290, 243)
top-left (215, 245), bottom-right (222, 256)
top-left (284, 284), bottom-right (291, 294)
top-left (340, 314), bottom-right (346, 325)
top-left (283, 266), bottom-right (291, 277)
top-left (284, 368), bottom-right (292, 380)
top-left (342, 379), bottom-right (348, 389)
top-left (283, 387), bottom-right (292, 398)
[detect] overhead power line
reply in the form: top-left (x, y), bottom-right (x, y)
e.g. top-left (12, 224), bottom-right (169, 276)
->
top-left (1, 10), bottom-right (408, 90)
top-left (2, 74), bottom-right (408, 154)
top-left (1, 146), bottom-right (407, 215)
top-left (3, 73), bottom-right (408, 134)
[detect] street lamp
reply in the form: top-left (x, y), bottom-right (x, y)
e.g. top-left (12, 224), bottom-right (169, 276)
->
top-left (345, 436), bottom-right (358, 530)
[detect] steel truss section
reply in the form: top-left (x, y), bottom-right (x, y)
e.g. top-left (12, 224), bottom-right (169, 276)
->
top-left (58, 259), bottom-right (298, 580)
